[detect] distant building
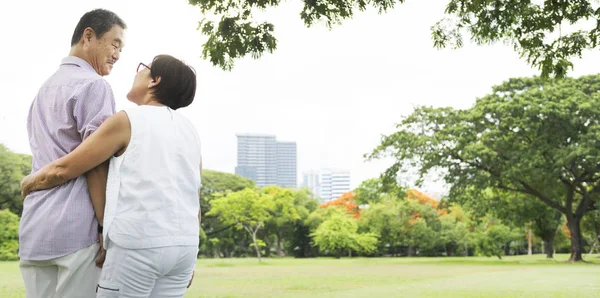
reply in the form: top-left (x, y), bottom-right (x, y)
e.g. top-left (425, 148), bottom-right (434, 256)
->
top-left (302, 169), bottom-right (351, 202)
top-left (322, 169), bottom-right (351, 202)
top-left (301, 171), bottom-right (320, 198)
top-left (235, 134), bottom-right (297, 188)
top-left (276, 141), bottom-right (297, 188)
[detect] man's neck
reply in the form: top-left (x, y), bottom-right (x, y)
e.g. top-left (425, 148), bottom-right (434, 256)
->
top-left (69, 46), bottom-right (87, 61)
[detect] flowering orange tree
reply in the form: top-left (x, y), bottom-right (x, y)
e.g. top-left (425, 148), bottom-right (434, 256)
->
top-left (320, 191), bottom-right (360, 218)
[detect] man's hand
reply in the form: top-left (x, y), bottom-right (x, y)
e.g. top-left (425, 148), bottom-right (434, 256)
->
top-left (20, 174), bottom-right (35, 199)
top-left (187, 270), bottom-right (195, 288)
top-left (96, 233), bottom-right (107, 268)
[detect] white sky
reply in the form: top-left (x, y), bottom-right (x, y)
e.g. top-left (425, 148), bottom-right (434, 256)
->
top-left (1, 0), bottom-right (599, 193)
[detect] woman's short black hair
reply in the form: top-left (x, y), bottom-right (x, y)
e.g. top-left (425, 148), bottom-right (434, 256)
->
top-left (71, 9), bottom-right (126, 46)
top-left (149, 55), bottom-right (197, 110)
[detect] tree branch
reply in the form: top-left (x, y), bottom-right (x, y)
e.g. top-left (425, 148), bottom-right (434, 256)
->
top-left (449, 150), bottom-right (567, 214)
top-left (205, 224), bottom-right (236, 236)
top-left (575, 194), bottom-right (594, 218)
top-left (517, 180), bottom-right (567, 214)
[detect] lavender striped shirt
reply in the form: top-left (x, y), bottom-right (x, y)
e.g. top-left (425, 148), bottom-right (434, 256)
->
top-left (19, 56), bottom-right (116, 260)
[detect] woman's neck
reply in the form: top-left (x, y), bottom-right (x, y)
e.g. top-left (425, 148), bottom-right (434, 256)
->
top-left (145, 101), bottom-right (166, 107)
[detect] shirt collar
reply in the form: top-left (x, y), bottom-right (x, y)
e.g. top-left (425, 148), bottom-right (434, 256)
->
top-left (60, 56), bottom-right (98, 74)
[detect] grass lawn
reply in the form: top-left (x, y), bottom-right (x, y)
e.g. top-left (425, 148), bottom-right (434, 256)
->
top-left (1, 254), bottom-right (599, 297)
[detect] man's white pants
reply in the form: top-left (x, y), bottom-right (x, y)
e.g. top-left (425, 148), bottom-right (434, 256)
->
top-left (20, 243), bottom-right (101, 298)
top-left (96, 243), bottom-right (197, 298)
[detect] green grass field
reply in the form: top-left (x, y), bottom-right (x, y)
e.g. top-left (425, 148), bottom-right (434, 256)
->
top-left (1, 254), bottom-right (599, 298)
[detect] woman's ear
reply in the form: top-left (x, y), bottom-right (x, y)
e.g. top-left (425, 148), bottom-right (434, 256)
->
top-left (148, 76), bottom-right (161, 88)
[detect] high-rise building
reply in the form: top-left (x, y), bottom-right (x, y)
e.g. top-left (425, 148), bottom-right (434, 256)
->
top-left (235, 134), bottom-right (277, 187)
top-left (302, 169), bottom-right (351, 202)
top-left (301, 171), bottom-right (320, 198)
top-left (235, 134), bottom-right (297, 188)
top-left (321, 169), bottom-right (351, 202)
top-left (319, 171), bottom-right (332, 202)
top-left (276, 142), bottom-right (297, 188)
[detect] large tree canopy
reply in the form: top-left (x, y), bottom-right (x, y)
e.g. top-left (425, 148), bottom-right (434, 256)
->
top-left (188, 0), bottom-right (600, 77)
top-left (369, 74), bottom-right (600, 261)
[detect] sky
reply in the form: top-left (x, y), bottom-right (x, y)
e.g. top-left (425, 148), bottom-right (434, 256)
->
top-left (1, 0), bottom-right (599, 195)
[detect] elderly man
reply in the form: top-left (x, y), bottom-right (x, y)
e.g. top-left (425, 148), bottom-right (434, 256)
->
top-left (19, 9), bottom-right (126, 298)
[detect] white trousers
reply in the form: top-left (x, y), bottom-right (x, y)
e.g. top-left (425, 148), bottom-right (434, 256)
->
top-left (20, 243), bottom-right (101, 298)
top-left (96, 243), bottom-right (197, 298)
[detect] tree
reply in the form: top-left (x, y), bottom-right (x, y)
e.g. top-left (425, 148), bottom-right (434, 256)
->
top-left (0, 144), bottom-right (32, 215)
top-left (354, 177), bottom-right (406, 205)
top-left (285, 188), bottom-right (320, 258)
top-left (369, 75), bottom-right (600, 262)
top-left (582, 209), bottom-right (600, 255)
top-left (476, 220), bottom-right (518, 260)
top-left (198, 170), bottom-right (255, 256)
top-left (311, 209), bottom-right (378, 258)
top-left (406, 189), bottom-right (446, 214)
top-left (320, 191), bottom-right (360, 218)
top-left (450, 188), bottom-right (563, 258)
top-left (431, 0), bottom-right (600, 78)
top-left (439, 206), bottom-right (474, 256)
top-left (529, 208), bottom-right (563, 258)
top-left (206, 188), bottom-right (273, 262)
top-left (403, 198), bottom-right (442, 256)
top-left (359, 199), bottom-right (408, 256)
top-left (262, 186), bottom-right (300, 256)
top-left (188, 0), bottom-right (598, 77)
top-left (405, 217), bottom-right (439, 256)
top-left (200, 169), bottom-right (255, 219)
top-left (0, 209), bottom-right (19, 261)
top-left (359, 190), bottom-right (444, 256)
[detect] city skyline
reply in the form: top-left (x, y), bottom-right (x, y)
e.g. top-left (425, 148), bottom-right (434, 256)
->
top-left (234, 133), bottom-right (355, 201)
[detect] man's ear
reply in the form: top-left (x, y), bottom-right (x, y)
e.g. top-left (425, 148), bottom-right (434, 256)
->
top-left (82, 27), bottom-right (95, 44)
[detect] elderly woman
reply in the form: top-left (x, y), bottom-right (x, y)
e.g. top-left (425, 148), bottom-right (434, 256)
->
top-left (21, 54), bottom-right (202, 298)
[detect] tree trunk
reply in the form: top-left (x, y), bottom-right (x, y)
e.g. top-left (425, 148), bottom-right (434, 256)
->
top-left (251, 233), bottom-right (262, 262)
top-left (527, 227), bottom-right (533, 256)
top-left (588, 239), bottom-right (598, 256)
top-left (246, 227), bottom-right (262, 263)
top-left (541, 241), bottom-right (545, 256)
top-left (496, 254), bottom-right (502, 260)
top-left (276, 231), bottom-right (284, 257)
top-left (542, 228), bottom-right (556, 259)
top-left (407, 246), bottom-right (414, 257)
top-left (567, 217), bottom-right (584, 262)
top-left (336, 248), bottom-right (342, 259)
top-left (348, 249), bottom-right (352, 257)
top-left (538, 212), bottom-right (561, 259)
top-left (543, 238), bottom-right (554, 258)
top-left (504, 242), bottom-right (511, 256)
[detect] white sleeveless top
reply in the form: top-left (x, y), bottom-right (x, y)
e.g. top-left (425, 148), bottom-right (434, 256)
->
top-left (103, 105), bottom-right (201, 249)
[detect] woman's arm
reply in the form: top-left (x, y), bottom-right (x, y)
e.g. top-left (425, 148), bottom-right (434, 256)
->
top-left (87, 160), bottom-right (109, 226)
top-left (21, 111), bottom-right (131, 197)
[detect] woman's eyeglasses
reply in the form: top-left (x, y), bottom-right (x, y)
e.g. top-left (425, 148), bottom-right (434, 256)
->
top-left (137, 62), bottom-right (151, 73)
